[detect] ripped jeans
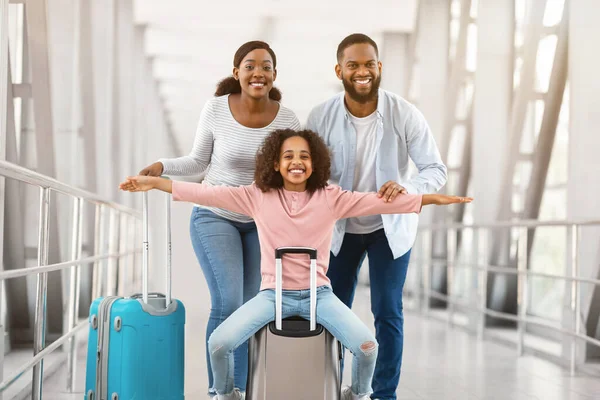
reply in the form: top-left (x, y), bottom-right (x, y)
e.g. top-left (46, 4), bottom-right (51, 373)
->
top-left (208, 286), bottom-right (378, 396)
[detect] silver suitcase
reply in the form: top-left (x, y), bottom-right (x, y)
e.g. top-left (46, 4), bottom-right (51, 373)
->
top-left (246, 247), bottom-right (342, 400)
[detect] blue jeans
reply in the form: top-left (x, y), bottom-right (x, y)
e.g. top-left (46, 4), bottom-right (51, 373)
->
top-left (208, 286), bottom-right (378, 396)
top-left (189, 207), bottom-right (262, 394)
top-left (327, 229), bottom-right (411, 400)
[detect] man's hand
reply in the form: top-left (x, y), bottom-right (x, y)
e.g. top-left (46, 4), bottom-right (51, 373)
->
top-left (139, 162), bottom-right (164, 176)
top-left (377, 181), bottom-right (407, 202)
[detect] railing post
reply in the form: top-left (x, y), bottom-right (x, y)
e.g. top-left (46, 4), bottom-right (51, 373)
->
top-left (66, 197), bottom-right (82, 391)
top-left (447, 228), bottom-right (457, 326)
top-left (32, 187), bottom-right (51, 400)
top-left (106, 208), bottom-right (118, 296)
top-left (422, 230), bottom-right (432, 315)
top-left (92, 204), bottom-right (104, 300)
top-left (413, 234), bottom-right (422, 311)
top-left (569, 224), bottom-right (579, 375)
top-left (477, 228), bottom-right (488, 339)
top-left (517, 226), bottom-right (529, 356)
top-left (0, 0), bottom-right (10, 396)
top-left (470, 227), bottom-right (478, 332)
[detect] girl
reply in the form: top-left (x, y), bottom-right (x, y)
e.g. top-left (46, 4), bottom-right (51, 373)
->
top-left (120, 129), bottom-right (472, 400)
top-left (137, 41), bottom-right (301, 397)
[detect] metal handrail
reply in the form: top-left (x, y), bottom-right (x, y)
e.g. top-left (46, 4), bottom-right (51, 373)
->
top-left (0, 160), bottom-right (141, 217)
top-left (0, 321), bottom-right (88, 393)
top-left (420, 219), bottom-right (600, 230)
top-left (417, 259), bottom-right (600, 286)
top-left (411, 221), bottom-right (599, 376)
top-left (0, 160), bottom-right (142, 398)
top-left (425, 285), bottom-right (600, 350)
top-left (0, 250), bottom-right (139, 280)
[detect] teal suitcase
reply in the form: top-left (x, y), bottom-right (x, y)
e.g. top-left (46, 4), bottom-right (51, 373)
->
top-left (84, 192), bottom-right (185, 400)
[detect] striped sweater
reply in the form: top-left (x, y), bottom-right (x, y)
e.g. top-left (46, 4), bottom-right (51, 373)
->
top-left (159, 94), bottom-right (301, 222)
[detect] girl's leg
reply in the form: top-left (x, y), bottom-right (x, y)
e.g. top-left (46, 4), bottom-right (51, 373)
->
top-left (234, 224), bottom-right (262, 391)
top-left (189, 208), bottom-right (247, 395)
top-left (208, 290), bottom-right (280, 395)
top-left (309, 287), bottom-right (378, 397)
top-left (241, 226), bottom-right (262, 303)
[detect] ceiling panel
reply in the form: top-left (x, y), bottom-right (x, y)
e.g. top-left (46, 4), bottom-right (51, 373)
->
top-left (133, 0), bottom-right (419, 151)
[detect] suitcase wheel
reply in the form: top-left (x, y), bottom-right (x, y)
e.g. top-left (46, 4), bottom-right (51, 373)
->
top-left (87, 390), bottom-right (94, 400)
top-left (112, 393), bottom-right (119, 400)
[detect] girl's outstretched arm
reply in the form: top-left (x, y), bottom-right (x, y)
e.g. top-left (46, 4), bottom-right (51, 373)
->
top-left (422, 194), bottom-right (473, 206)
top-left (119, 175), bottom-right (262, 217)
top-left (326, 185), bottom-right (473, 220)
top-left (120, 176), bottom-right (172, 193)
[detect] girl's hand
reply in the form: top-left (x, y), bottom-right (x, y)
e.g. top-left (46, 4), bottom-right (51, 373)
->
top-left (433, 194), bottom-right (473, 205)
top-left (422, 194), bottom-right (474, 206)
top-left (119, 176), bottom-right (156, 192)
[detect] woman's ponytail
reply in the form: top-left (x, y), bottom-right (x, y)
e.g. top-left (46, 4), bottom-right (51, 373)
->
top-left (214, 76), bottom-right (241, 97)
top-left (268, 87), bottom-right (282, 101)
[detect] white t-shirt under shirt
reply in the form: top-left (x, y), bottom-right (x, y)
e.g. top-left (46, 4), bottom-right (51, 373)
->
top-left (345, 111), bottom-right (384, 234)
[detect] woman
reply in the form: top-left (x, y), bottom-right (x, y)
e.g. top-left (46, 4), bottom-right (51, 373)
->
top-left (139, 41), bottom-right (301, 398)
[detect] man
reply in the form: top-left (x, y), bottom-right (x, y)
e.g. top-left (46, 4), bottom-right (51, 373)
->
top-left (306, 33), bottom-right (447, 400)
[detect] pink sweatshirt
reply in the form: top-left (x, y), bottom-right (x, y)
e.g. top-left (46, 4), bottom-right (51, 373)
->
top-left (172, 181), bottom-right (423, 290)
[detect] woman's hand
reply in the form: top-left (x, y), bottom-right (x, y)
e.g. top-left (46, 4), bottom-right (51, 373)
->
top-left (119, 176), bottom-right (157, 192)
top-left (139, 162), bottom-right (164, 176)
top-left (422, 194), bottom-right (473, 206)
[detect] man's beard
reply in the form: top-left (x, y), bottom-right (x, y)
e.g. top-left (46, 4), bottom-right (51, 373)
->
top-left (342, 74), bottom-right (381, 104)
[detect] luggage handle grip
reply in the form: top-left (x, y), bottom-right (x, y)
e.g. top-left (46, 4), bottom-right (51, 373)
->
top-left (142, 178), bottom-right (172, 306)
top-left (129, 292), bottom-right (165, 300)
top-left (275, 247), bottom-right (317, 260)
top-left (275, 247), bottom-right (317, 332)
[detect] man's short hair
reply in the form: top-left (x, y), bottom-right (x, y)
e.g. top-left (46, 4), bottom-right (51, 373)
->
top-left (336, 33), bottom-right (379, 63)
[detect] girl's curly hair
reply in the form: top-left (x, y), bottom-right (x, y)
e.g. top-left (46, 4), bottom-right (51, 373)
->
top-left (254, 129), bottom-right (331, 193)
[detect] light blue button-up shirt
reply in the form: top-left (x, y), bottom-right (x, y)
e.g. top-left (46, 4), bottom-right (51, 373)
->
top-left (306, 89), bottom-right (448, 259)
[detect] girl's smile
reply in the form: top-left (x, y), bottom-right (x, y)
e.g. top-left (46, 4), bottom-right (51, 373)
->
top-left (275, 136), bottom-right (313, 192)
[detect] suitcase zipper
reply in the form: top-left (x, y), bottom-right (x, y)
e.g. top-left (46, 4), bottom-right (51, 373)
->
top-left (95, 296), bottom-right (121, 400)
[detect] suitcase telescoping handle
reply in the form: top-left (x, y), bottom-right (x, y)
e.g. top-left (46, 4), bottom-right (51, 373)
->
top-left (275, 247), bottom-right (318, 331)
top-left (142, 188), bottom-right (172, 306)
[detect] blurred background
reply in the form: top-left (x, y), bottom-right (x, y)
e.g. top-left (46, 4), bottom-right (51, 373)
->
top-left (1, 0), bottom-right (599, 399)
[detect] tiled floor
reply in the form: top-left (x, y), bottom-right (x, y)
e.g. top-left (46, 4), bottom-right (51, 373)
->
top-left (41, 284), bottom-right (600, 400)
